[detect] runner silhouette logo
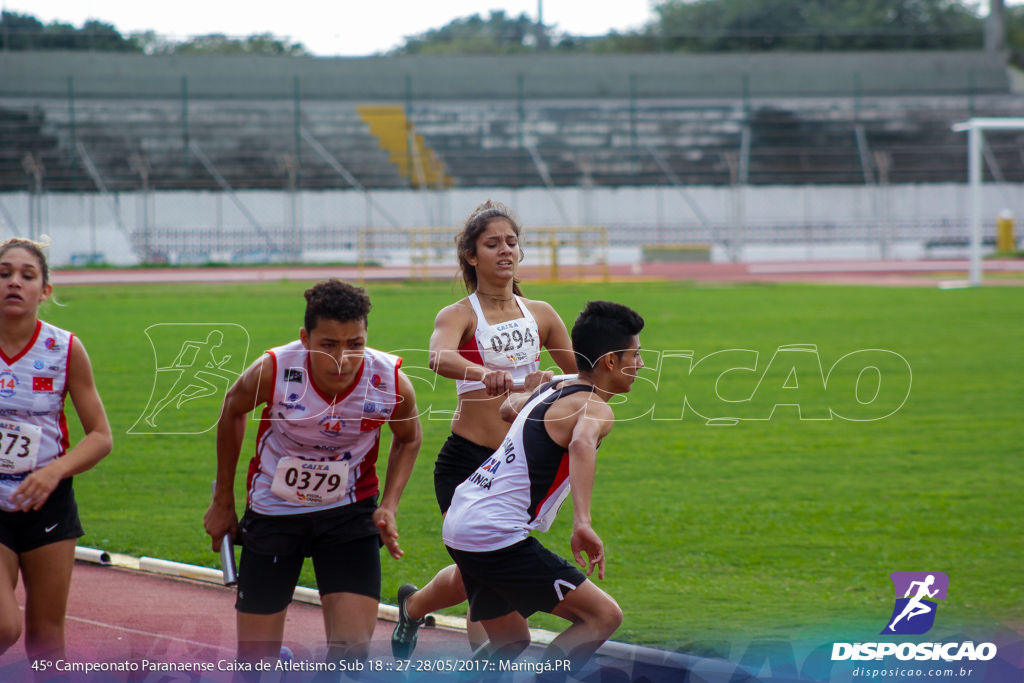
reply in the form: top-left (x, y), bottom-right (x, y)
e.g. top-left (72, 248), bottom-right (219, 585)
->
top-left (882, 572), bottom-right (949, 635)
top-left (130, 324), bottom-right (249, 435)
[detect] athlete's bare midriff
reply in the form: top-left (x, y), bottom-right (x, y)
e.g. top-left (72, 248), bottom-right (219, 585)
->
top-left (451, 390), bottom-right (510, 451)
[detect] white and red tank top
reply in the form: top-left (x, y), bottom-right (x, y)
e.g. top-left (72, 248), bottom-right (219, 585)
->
top-left (246, 342), bottom-right (403, 516)
top-left (455, 293), bottom-right (541, 395)
top-left (443, 381), bottom-right (596, 552)
top-left (0, 320), bottom-right (73, 510)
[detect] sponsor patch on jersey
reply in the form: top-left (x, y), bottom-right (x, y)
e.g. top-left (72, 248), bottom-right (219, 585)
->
top-left (32, 377), bottom-right (53, 392)
top-left (283, 368), bottom-right (304, 383)
top-left (319, 414), bottom-right (346, 437)
top-left (360, 417), bottom-right (385, 432)
top-left (44, 337), bottom-right (61, 353)
top-left (0, 409), bottom-right (16, 416)
top-left (0, 371), bottom-right (19, 398)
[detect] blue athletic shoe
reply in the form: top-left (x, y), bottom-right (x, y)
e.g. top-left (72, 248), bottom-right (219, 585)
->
top-left (391, 583), bottom-right (425, 659)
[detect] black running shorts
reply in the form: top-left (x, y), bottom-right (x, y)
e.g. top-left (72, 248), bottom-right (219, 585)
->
top-left (447, 537), bottom-right (587, 621)
top-left (433, 433), bottom-right (495, 514)
top-left (236, 497), bottom-right (381, 614)
top-left (0, 477), bottom-right (84, 553)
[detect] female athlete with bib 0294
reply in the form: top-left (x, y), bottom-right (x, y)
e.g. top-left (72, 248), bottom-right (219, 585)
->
top-left (392, 200), bottom-right (576, 658)
top-left (203, 280), bottom-right (421, 672)
top-left (0, 238), bottom-right (113, 663)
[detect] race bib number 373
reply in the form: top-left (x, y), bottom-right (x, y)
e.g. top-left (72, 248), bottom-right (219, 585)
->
top-left (270, 456), bottom-right (349, 506)
top-left (0, 421), bottom-right (41, 475)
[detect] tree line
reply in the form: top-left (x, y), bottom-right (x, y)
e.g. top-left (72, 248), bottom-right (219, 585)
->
top-left (0, 11), bottom-right (306, 55)
top-left (3, 1), bottom-right (1020, 57)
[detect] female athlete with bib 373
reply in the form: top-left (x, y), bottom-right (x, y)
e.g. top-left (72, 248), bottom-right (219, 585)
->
top-left (0, 238), bottom-right (113, 664)
top-left (392, 200), bottom-right (577, 658)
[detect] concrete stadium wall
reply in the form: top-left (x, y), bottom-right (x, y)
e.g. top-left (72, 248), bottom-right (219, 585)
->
top-left (0, 51), bottom-right (1008, 100)
top-left (1, 183), bottom-right (1018, 267)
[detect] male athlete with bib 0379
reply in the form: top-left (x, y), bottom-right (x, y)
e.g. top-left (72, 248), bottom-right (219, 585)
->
top-left (441, 300), bottom-right (644, 673)
top-left (203, 280), bottom-right (421, 674)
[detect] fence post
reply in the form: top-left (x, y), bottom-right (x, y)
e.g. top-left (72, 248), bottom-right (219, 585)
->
top-left (68, 77), bottom-right (78, 189)
top-left (405, 74), bottom-right (414, 181)
top-left (182, 76), bottom-right (190, 185)
top-left (293, 76), bottom-right (302, 177)
top-left (629, 74), bottom-right (638, 174)
top-left (517, 74), bottom-right (525, 189)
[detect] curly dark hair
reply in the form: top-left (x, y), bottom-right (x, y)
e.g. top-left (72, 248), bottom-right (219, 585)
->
top-left (571, 301), bottom-right (645, 372)
top-left (304, 279), bottom-right (372, 332)
top-left (455, 199), bottom-right (525, 296)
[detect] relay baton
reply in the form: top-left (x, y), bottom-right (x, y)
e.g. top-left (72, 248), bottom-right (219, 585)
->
top-left (512, 373), bottom-right (577, 389)
top-left (211, 481), bottom-right (239, 587)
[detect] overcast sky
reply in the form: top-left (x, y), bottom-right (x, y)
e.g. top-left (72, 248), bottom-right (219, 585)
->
top-left (4, 1), bottom-right (657, 56)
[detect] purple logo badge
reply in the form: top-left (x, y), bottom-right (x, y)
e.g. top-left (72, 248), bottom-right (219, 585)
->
top-left (881, 572), bottom-right (948, 635)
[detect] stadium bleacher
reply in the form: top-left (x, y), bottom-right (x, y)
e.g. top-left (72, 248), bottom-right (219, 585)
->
top-left (1, 49), bottom-right (1021, 193)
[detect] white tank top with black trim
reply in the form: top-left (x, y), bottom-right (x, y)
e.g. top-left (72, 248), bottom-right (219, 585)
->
top-left (0, 320), bottom-right (74, 511)
top-left (247, 342), bottom-right (403, 516)
top-left (454, 293), bottom-right (541, 395)
top-left (443, 381), bottom-right (596, 552)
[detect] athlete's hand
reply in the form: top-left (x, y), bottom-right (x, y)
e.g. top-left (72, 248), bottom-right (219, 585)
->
top-left (570, 525), bottom-right (606, 580)
top-left (203, 502), bottom-right (238, 552)
top-left (482, 370), bottom-right (514, 397)
top-left (11, 465), bottom-right (63, 512)
top-left (521, 370), bottom-right (554, 393)
top-left (374, 507), bottom-right (403, 559)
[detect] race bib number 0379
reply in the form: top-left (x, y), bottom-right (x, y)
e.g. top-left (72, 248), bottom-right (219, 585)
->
top-left (0, 421), bottom-right (41, 475)
top-left (270, 456), bottom-right (349, 506)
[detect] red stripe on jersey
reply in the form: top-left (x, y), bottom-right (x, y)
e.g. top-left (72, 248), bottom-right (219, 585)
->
top-left (61, 334), bottom-right (74, 399)
top-left (457, 337), bottom-right (484, 366)
top-left (0, 320), bottom-right (41, 366)
top-left (353, 433), bottom-right (380, 502)
top-left (57, 405), bottom-right (69, 456)
top-left (391, 356), bottom-right (402, 422)
top-left (249, 353), bottom-right (278, 507)
top-left (57, 332), bottom-right (74, 456)
top-left (534, 452), bottom-right (570, 521)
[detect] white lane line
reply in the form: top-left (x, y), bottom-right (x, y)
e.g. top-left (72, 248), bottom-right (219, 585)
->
top-left (64, 614), bottom-right (235, 654)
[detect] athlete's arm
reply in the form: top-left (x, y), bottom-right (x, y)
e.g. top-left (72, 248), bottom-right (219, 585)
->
top-left (428, 302), bottom-right (514, 396)
top-left (374, 369), bottom-right (422, 560)
top-left (203, 354), bottom-right (272, 552)
top-left (499, 390), bottom-right (536, 423)
top-left (12, 337), bottom-right (113, 512)
top-left (531, 300), bottom-right (578, 375)
top-left (566, 400), bottom-right (614, 580)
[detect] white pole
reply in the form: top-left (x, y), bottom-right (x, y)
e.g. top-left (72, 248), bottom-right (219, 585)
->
top-left (968, 125), bottom-right (983, 287)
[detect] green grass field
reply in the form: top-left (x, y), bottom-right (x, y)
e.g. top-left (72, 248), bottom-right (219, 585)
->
top-left (41, 279), bottom-right (1022, 650)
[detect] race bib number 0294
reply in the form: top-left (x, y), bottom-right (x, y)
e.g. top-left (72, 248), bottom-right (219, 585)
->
top-left (270, 456), bottom-right (349, 506)
top-left (0, 421), bottom-right (41, 475)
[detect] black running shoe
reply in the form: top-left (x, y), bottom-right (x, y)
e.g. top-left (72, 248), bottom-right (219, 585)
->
top-left (391, 583), bottom-right (425, 659)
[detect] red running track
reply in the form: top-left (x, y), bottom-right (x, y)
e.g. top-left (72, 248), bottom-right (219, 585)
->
top-left (50, 259), bottom-right (1024, 288)
top-left (0, 561), bottom-right (472, 682)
